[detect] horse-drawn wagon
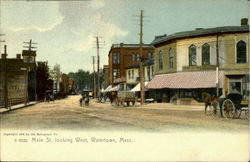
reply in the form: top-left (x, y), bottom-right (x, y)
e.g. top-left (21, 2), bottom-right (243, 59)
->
top-left (202, 92), bottom-right (249, 119)
top-left (112, 91), bottom-right (136, 107)
top-left (218, 93), bottom-right (249, 119)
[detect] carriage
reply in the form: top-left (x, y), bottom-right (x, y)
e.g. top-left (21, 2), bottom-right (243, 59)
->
top-left (112, 91), bottom-right (136, 107)
top-left (218, 93), bottom-right (249, 119)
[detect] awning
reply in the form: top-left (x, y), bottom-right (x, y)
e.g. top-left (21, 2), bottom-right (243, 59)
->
top-left (146, 71), bottom-right (223, 89)
top-left (109, 85), bottom-right (120, 92)
top-left (103, 85), bottom-right (112, 92)
top-left (131, 81), bottom-right (149, 92)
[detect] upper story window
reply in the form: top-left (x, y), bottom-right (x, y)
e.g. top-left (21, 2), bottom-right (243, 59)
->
top-left (128, 70), bottom-right (131, 79)
top-left (168, 48), bottom-right (174, 68)
top-left (202, 43), bottom-right (210, 65)
top-left (237, 40), bottom-right (247, 64)
top-left (132, 70), bottom-right (134, 79)
top-left (189, 45), bottom-right (197, 66)
top-left (23, 56), bottom-right (34, 63)
top-left (147, 66), bottom-right (151, 81)
top-left (158, 50), bottom-right (163, 70)
top-left (112, 53), bottom-right (120, 64)
top-left (113, 69), bottom-right (120, 80)
top-left (147, 52), bottom-right (153, 60)
top-left (132, 54), bottom-right (139, 62)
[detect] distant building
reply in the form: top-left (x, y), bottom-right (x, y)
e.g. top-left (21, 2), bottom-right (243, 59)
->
top-left (125, 59), bottom-right (154, 90)
top-left (108, 43), bottom-right (154, 88)
top-left (147, 18), bottom-right (249, 103)
top-left (102, 65), bottom-right (109, 89)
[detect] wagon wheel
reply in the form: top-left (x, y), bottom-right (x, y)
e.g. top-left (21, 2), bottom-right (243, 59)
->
top-left (221, 99), bottom-right (235, 118)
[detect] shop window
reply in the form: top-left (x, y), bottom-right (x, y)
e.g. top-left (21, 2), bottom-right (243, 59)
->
top-left (242, 75), bottom-right (250, 98)
top-left (189, 45), bottom-right (197, 66)
top-left (236, 40), bottom-right (247, 63)
top-left (229, 79), bottom-right (242, 94)
top-left (202, 43), bottom-right (210, 65)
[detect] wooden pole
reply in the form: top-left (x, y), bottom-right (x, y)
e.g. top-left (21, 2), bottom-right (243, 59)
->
top-left (139, 10), bottom-right (145, 105)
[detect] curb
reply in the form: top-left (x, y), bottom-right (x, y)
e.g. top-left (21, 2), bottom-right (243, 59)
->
top-left (0, 102), bottom-right (39, 114)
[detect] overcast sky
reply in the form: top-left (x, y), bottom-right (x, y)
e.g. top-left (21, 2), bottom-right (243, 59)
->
top-left (0, 0), bottom-right (248, 73)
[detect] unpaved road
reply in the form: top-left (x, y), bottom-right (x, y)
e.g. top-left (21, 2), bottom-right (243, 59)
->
top-left (0, 95), bottom-right (249, 132)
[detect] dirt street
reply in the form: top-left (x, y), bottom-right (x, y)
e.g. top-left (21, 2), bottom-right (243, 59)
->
top-left (0, 95), bottom-right (249, 132)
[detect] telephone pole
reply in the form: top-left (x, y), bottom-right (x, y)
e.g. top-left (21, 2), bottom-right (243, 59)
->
top-left (96, 36), bottom-right (100, 101)
top-left (92, 56), bottom-right (96, 98)
top-left (23, 39), bottom-right (38, 101)
top-left (216, 35), bottom-right (219, 97)
top-left (139, 10), bottom-right (145, 105)
top-left (0, 34), bottom-right (5, 54)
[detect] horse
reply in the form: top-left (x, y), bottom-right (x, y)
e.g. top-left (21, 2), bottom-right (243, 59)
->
top-left (201, 92), bottom-right (218, 114)
top-left (108, 91), bottom-right (118, 106)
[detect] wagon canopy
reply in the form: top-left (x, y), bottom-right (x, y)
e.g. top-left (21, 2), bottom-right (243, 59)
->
top-left (103, 85), bottom-right (112, 92)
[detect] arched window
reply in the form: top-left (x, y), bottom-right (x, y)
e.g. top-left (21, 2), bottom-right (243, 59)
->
top-left (158, 50), bottom-right (163, 70)
top-left (237, 40), bottom-right (247, 63)
top-left (168, 48), bottom-right (174, 68)
top-left (202, 43), bottom-right (210, 65)
top-left (189, 45), bottom-right (197, 66)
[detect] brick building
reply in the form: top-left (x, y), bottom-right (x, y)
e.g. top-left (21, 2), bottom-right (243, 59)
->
top-left (0, 51), bottom-right (29, 108)
top-left (108, 43), bottom-right (154, 87)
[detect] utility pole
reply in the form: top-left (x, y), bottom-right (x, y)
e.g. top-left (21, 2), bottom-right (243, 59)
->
top-left (92, 56), bottom-right (96, 98)
top-left (216, 35), bottom-right (219, 97)
top-left (139, 10), bottom-right (145, 105)
top-left (23, 39), bottom-right (38, 101)
top-left (0, 34), bottom-right (5, 54)
top-left (3, 45), bottom-right (8, 109)
top-left (96, 36), bottom-right (100, 101)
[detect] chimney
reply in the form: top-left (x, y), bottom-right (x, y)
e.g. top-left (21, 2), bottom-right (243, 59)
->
top-left (16, 54), bottom-right (21, 59)
top-left (1, 54), bottom-right (6, 59)
top-left (241, 18), bottom-right (248, 26)
top-left (1, 45), bottom-right (7, 59)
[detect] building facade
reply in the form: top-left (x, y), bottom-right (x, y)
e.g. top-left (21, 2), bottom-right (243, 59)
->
top-left (0, 52), bottom-right (29, 108)
top-left (126, 59), bottom-right (154, 90)
top-left (147, 18), bottom-right (249, 103)
top-left (108, 43), bottom-right (154, 87)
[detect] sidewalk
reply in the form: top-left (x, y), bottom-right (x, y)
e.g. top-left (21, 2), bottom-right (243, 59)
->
top-left (0, 101), bottom-right (37, 114)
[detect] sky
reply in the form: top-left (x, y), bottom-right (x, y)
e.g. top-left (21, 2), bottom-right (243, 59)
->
top-left (0, 0), bottom-right (249, 74)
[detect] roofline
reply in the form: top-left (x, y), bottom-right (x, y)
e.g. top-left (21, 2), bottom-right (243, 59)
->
top-left (152, 26), bottom-right (249, 46)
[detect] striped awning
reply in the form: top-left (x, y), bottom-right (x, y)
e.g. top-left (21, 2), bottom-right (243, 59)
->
top-left (146, 71), bottom-right (223, 89)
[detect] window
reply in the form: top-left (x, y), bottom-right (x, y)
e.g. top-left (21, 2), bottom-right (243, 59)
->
top-left (132, 54), bottom-right (139, 61)
top-left (189, 45), bottom-right (197, 66)
top-left (202, 43), bottom-right (210, 65)
top-left (158, 50), bottom-right (163, 70)
top-left (147, 66), bottom-right (151, 81)
top-left (237, 40), bottom-right (247, 63)
top-left (136, 54), bottom-right (140, 61)
top-left (128, 71), bottom-right (131, 79)
top-left (168, 48), bottom-right (174, 68)
top-left (132, 54), bottom-right (135, 61)
top-left (112, 53), bottom-right (120, 64)
top-left (229, 79), bottom-right (242, 94)
top-left (132, 70), bottom-right (134, 79)
top-left (112, 69), bottom-right (120, 80)
top-left (147, 52), bottom-right (153, 60)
